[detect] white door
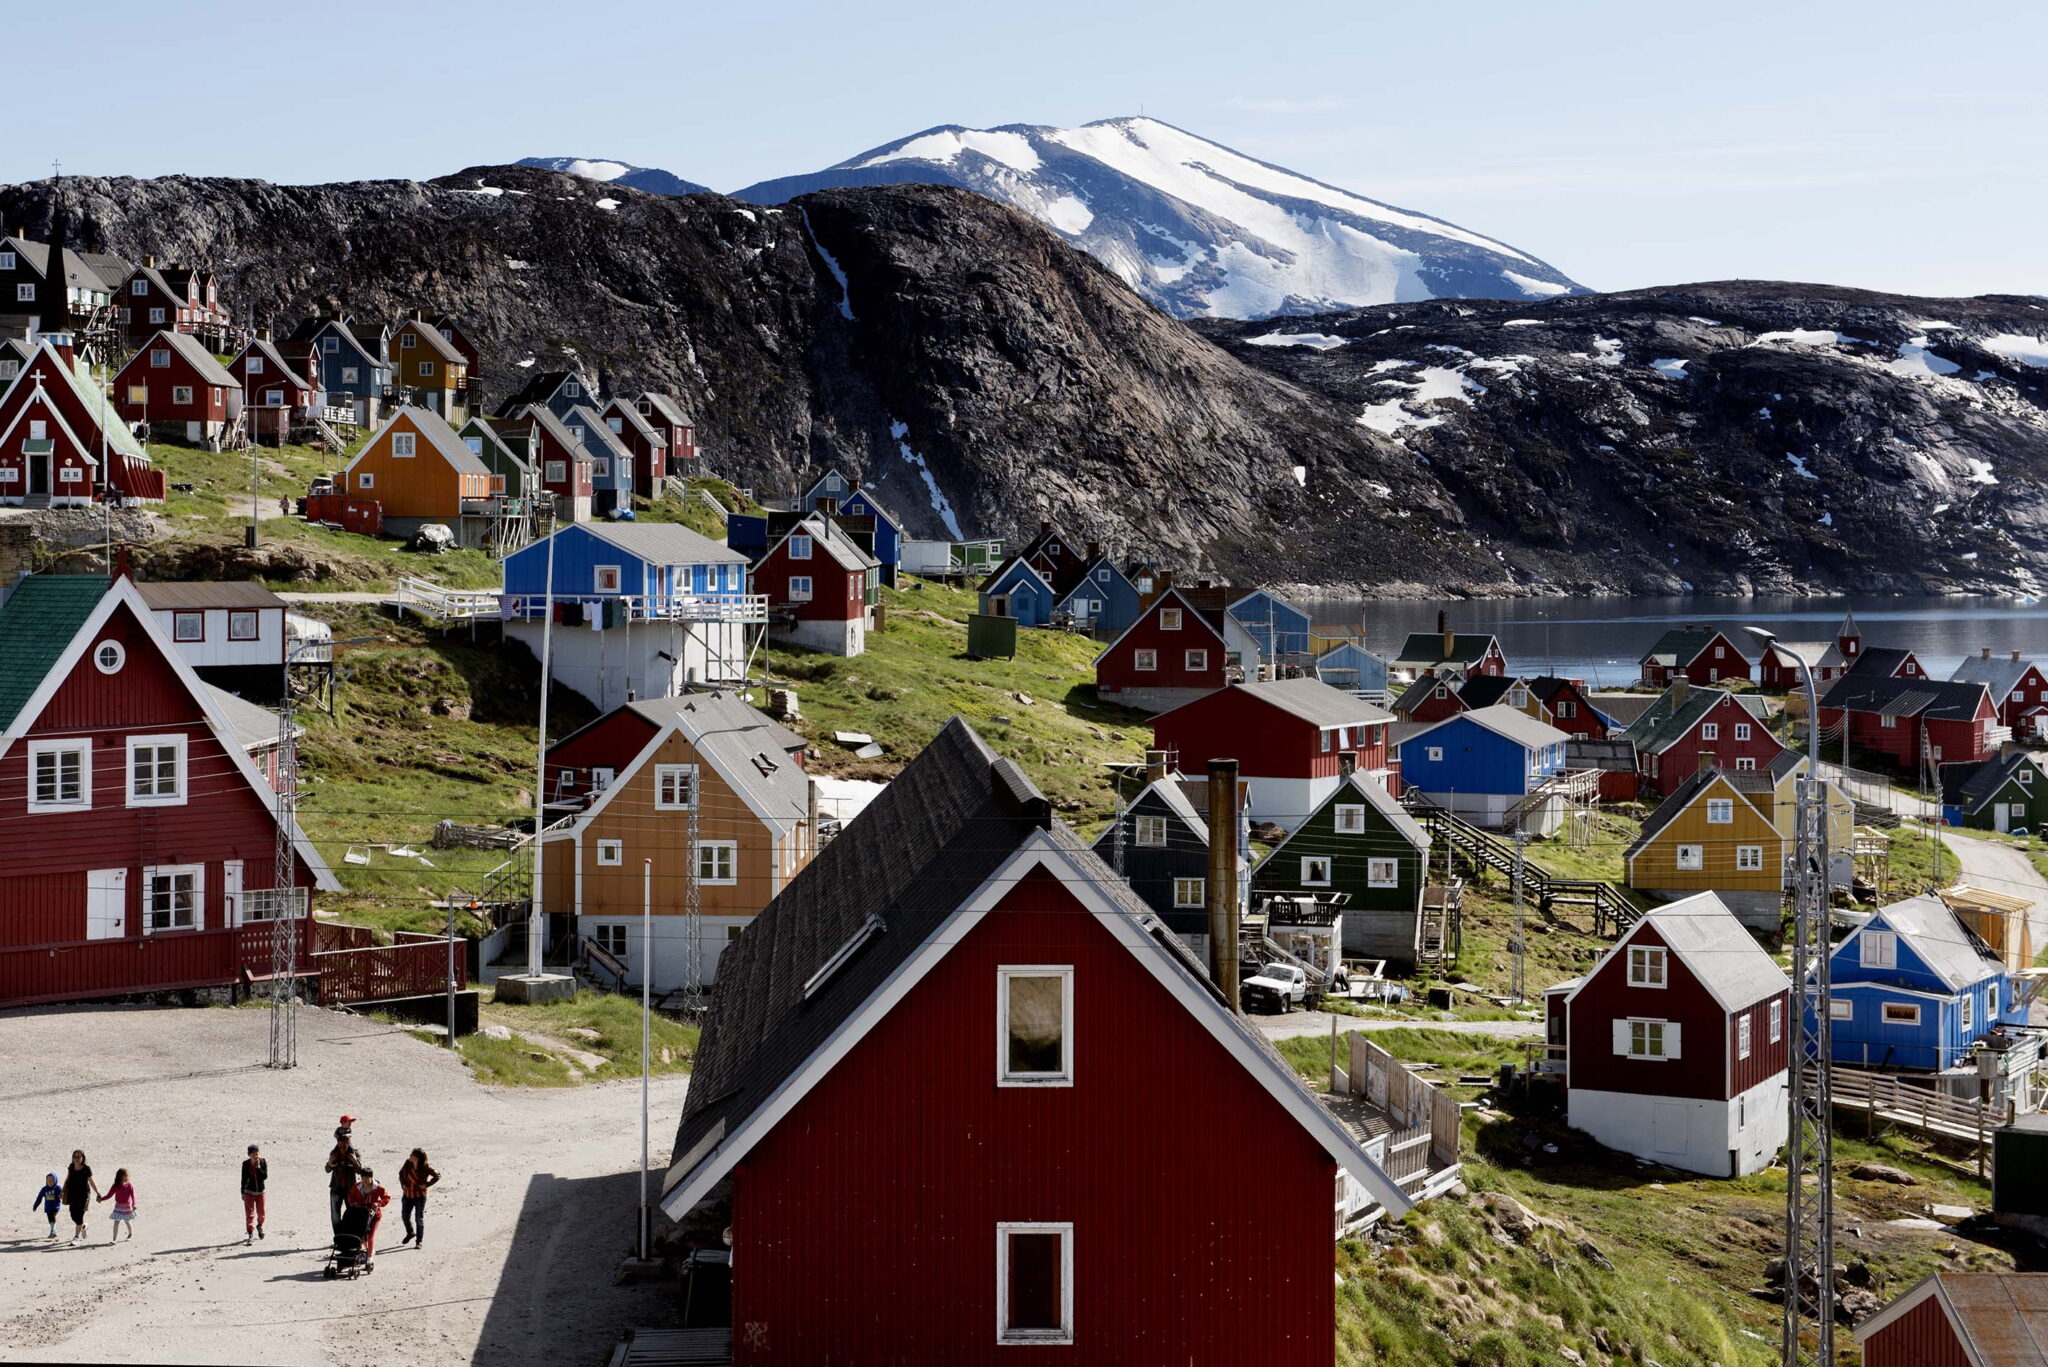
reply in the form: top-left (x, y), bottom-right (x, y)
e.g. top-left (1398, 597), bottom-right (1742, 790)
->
top-left (223, 859), bottom-right (243, 926)
top-left (1996, 804), bottom-right (2012, 833)
top-left (86, 869), bottom-right (127, 940)
top-left (1654, 1101), bottom-right (1689, 1156)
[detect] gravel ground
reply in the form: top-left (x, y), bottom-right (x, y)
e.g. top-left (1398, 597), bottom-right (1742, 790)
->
top-left (0, 1002), bottom-right (688, 1367)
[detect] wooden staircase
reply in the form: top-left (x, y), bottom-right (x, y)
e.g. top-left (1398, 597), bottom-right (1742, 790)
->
top-left (1403, 795), bottom-right (1640, 937)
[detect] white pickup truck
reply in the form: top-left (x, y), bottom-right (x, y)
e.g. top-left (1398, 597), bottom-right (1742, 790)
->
top-left (1242, 963), bottom-right (1309, 1013)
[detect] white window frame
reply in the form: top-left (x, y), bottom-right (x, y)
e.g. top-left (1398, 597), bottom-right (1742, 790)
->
top-left (228, 610), bottom-right (259, 641)
top-left (149, 306), bottom-right (166, 324)
top-left (1706, 798), bottom-right (1734, 825)
top-left (126, 733), bottom-right (187, 807)
top-left (1334, 804), bottom-right (1366, 835)
top-left (392, 431), bottom-right (416, 458)
top-left (1737, 845), bottom-right (1764, 871)
top-left (592, 923), bottom-right (628, 957)
top-left (1735, 723), bottom-right (1752, 741)
top-left (150, 348), bottom-right (170, 368)
top-left (1735, 756), bottom-right (1756, 771)
top-left (1860, 930), bottom-right (1897, 970)
top-left (246, 355), bottom-right (264, 375)
top-left (142, 863), bottom-right (203, 934)
top-left (1770, 998), bottom-right (1783, 1042)
top-left (0, 249), bottom-right (16, 268)
top-left (1961, 994), bottom-right (1974, 1033)
top-left (1738, 1014), bottom-right (1752, 1059)
top-left (1625, 1018), bottom-right (1674, 1059)
top-left (27, 738), bottom-right (91, 813)
top-left (1300, 856), bottom-right (1332, 887)
top-left (787, 575), bottom-right (813, 603)
top-left (1830, 999), bottom-right (1854, 1021)
top-left (341, 365), bottom-right (359, 384)
top-left (1881, 1001), bottom-right (1920, 1026)
top-left (1628, 946), bottom-right (1667, 988)
top-left (1134, 815), bottom-right (1167, 847)
top-left (997, 966), bottom-right (1074, 1087)
top-left (1184, 649), bottom-right (1208, 672)
top-left (357, 471), bottom-right (375, 490)
top-left (58, 466), bottom-right (82, 484)
top-left (995, 1222), bottom-right (1074, 1345)
top-left (94, 640), bottom-right (125, 674)
top-left (1172, 877), bottom-right (1205, 908)
top-left (544, 459), bottom-right (566, 484)
top-left (654, 764), bottom-right (698, 811)
top-left (172, 385), bottom-right (194, 406)
top-left (596, 839), bottom-right (624, 866)
top-left (1675, 843), bottom-right (1704, 871)
top-left (1132, 648), bottom-right (1156, 672)
top-left (594, 565), bottom-right (622, 593)
top-left (324, 336), bottom-right (340, 353)
top-left (1159, 608), bottom-right (1182, 631)
top-left (1425, 746), bottom-right (1444, 763)
top-left (1366, 857), bottom-right (1399, 888)
top-left (1700, 722), bottom-right (1719, 742)
top-left (789, 534), bottom-right (813, 560)
top-left (16, 283), bottom-right (33, 302)
top-left (697, 840), bottom-right (738, 885)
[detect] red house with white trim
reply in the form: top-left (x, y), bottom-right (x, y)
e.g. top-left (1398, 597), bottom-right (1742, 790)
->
top-left (1818, 674), bottom-right (1999, 773)
top-left (1093, 585), bottom-right (1228, 714)
top-left (1152, 678), bottom-right (1394, 830)
top-left (0, 574), bottom-right (339, 1010)
top-left (1618, 682), bottom-right (1787, 798)
top-left (1950, 648), bottom-right (2048, 741)
top-left (660, 719), bottom-right (1412, 1366)
top-left (753, 514), bottom-right (878, 656)
top-left (1853, 1272), bottom-right (2048, 1367)
top-left (226, 336), bottom-right (316, 442)
top-left (1639, 627), bottom-right (1752, 687)
top-left (0, 340), bottom-right (163, 506)
top-left (1542, 893), bottom-right (1790, 1177)
top-left (113, 330), bottom-right (242, 446)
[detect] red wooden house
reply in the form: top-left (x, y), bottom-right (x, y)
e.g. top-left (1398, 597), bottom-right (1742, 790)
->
top-left (1818, 674), bottom-right (1999, 773)
top-left (114, 258), bottom-right (231, 351)
top-left (1542, 892), bottom-right (1790, 1177)
top-left (659, 719), bottom-right (1411, 1366)
top-left (1853, 1272), bottom-right (2048, 1367)
top-left (226, 336), bottom-right (316, 442)
top-left (0, 339), bottom-right (163, 506)
top-left (1950, 648), bottom-right (2048, 741)
top-left (1152, 677), bottom-right (1393, 831)
top-left (1094, 585), bottom-right (1228, 714)
top-left (754, 514), bottom-right (879, 656)
top-left (634, 393), bottom-right (697, 470)
top-left (1015, 519), bottom-right (1090, 591)
top-left (1618, 681), bottom-right (1786, 798)
top-left (1842, 645), bottom-right (1927, 683)
top-left (114, 330), bottom-right (242, 446)
top-left (599, 396), bottom-right (670, 499)
top-left (527, 408), bottom-right (595, 522)
top-left (1391, 673), bottom-right (1467, 724)
top-left (0, 574), bottom-right (340, 1010)
top-left (1639, 627), bottom-right (1752, 687)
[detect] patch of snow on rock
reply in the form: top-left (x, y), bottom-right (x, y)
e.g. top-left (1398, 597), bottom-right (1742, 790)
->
top-left (1043, 195), bottom-right (1093, 234)
top-left (595, 198), bottom-right (620, 211)
top-left (1503, 270), bottom-right (1572, 297)
top-left (1357, 365), bottom-right (1484, 436)
top-left (889, 419), bottom-right (963, 538)
top-left (1785, 453), bottom-right (1819, 480)
top-left (861, 128), bottom-right (1043, 173)
top-left (1966, 458), bottom-right (1999, 485)
top-left (1581, 335), bottom-right (1625, 367)
top-left (1245, 331), bottom-right (1349, 351)
top-left (1887, 338), bottom-right (1962, 378)
top-left (1650, 358), bottom-right (1689, 379)
top-left (1983, 334), bottom-right (2048, 368)
top-left (1687, 316), bottom-right (1721, 326)
top-left (1501, 319), bottom-right (1544, 327)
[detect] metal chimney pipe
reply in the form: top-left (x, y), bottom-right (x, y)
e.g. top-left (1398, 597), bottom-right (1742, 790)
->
top-left (1144, 749), bottom-right (1169, 783)
top-left (1207, 759), bottom-right (1241, 1011)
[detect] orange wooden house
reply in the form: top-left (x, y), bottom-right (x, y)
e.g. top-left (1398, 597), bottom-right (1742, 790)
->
top-left (339, 405), bottom-right (496, 545)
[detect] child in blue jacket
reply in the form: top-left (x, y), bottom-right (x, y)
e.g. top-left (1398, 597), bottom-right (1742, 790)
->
top-left (31, 1173), bottom-right (61, 1239)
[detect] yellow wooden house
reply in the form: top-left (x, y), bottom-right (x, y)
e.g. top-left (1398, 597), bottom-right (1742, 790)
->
top-left (388, 314), bottom-right (469, 419)
top-left (1625, 768), bottom-right (1786, 924)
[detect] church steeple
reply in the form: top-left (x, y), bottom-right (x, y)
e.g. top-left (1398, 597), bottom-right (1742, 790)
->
top-left (39, 175), bottom-right (71, 340)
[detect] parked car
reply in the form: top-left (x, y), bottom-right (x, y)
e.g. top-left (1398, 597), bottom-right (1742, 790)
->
top-left (1243, 962), bottom-right (1308, 1013)
top-left (308, 474), bottom-right (337, 497)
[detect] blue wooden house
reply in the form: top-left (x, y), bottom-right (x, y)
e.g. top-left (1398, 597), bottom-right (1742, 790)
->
top-left (1055, 550), bottom-right (1141, 634)
top-left (1315, 641), bottom-right (1391, 700)
top-left (288, 317), bottom-right (390, 426)
top-left (1090, 771), bottom-right (1226, 956)
top-left (501, 522), bottom-right (761, 709)
top-left (836, 485), bottom-right (904, 588)
top-left (1821, 895), bottom-right (2019, 1073)
top-left (799, 467), bottom-right (856, 512)
top-left (977, 555), bottom-right (1059, 626)
top-left (562, 405), bottom-right (637, 517)
top-left (1228, 589), bottom-right (1313, 660)
top-left (1397, 705), bottom-right (1571, 832)
top-left (497, 369), bottom-right (596, 421)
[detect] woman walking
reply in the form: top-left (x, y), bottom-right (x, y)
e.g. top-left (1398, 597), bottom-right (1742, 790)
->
top-left (240, 1145), bottom-right (268, 1244)
top-left (398, 1149), bottom-right (440, 1248)
top-left (61, 1151), bottom-right (99, 1244)
top-left (98, 1168), bottom-right (136, 1242)
top-left (324, 1120), bottom-right (361, 1231)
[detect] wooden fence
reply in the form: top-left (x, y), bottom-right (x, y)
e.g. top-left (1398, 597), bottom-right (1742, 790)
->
top-left (1348, 1033), bottom-right (1462, 1178)
top-left (1821, 1063), bottom-right (1995, 1154)
top-left (314, 934), bottom-right (466, 1005)
top-left (0, 921), bottom-right (297, 1010)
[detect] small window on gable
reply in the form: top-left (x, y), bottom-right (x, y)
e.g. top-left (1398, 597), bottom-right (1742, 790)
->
top-left (1628, 946), bottom-right (1667, 988)
top-left (1133, 648), bottom-right (1156, 671)
top-left (1706, 798), bottom-right (1734, 824)
top-left (654, 764), bottom-right (697, 810)
top-left (247, 356), bottom-right (264, 375)
top-left (392, 432), bottom-right (415, 458)
top-left (1860, 930), bottom-right (1897, 970)
top-left (594, 565), bottom-right (622, 594)
top-left (1334, 804), bottom-right (1366, 835)
top-left (323, 336), bottom-right (339, 353)
top-left (790, 534), bottom-right (813, 560)
top-left (564, 381), bottom-right (581, 398)
top-left (1735, 723), bottom-right (1752, 741)
top-left (1701, 723), bottom-right (1719, 742)
top-left (400, 333), bottom-right (415, 349)
top-left (1426, 746), bottom-right (1443, 763)
top-left (999, 967), bottom-right (1072, 1086)
top-left (1134, 815), bottom-right (1167, 847)
top-left (150, 348), bottom-right (170, 368)
top-left (1300, 856), bottom-right (1332, 887)
top-left (1159, 608), bottom-right (1182, 631)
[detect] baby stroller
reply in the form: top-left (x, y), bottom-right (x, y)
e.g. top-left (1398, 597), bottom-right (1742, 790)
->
top-left (325, 1203), bottom-right (376, 1279)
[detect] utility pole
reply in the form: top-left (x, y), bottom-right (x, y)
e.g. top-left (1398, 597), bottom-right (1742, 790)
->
top-left (1510, 830), bottom-right (1528, 1006)
top-left (267, 677), bottom-right (301, 1070)
top-left (683, 771), bottom-right (705, 1016)
top-left (528, 519), bottom-right (559, 977)
top-left (639, 858), bottom-right (653, 1262)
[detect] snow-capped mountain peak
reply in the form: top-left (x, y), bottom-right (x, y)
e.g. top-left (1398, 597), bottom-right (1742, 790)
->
top-left (514, 156), bottom-right (710, 197)
top-left (735, 116), bottom-right (1585, 318)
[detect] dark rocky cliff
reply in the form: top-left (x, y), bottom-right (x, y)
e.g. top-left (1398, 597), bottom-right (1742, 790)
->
top-left (2, 168), bottom-right (2041, 594)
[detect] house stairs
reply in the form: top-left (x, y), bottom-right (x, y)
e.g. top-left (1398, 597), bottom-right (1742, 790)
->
top-left (1403, 794), bottom-right (1640, 937)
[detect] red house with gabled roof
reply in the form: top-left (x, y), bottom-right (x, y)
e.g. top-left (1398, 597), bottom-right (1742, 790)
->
top-left (753, 513), bottom-right (878, 656)
top-left (1950, 648), bottom-right (2048, 740)
top-left (660, 719), bottom-right (1413, 1366)
top-left (1818, 674), bottom-right (1999, 773)
top-left (1391, 672), bottom-right (1467, 724)
top-left (1618, 682), bottom-right (1787, 798)
top-left (1093, 585), bottom-right (1228, 714)
top-left (0, 340), bottom-right (162, 506)
top-left (1639, 627), bottom-right (1753, 687)
top-left (1152, 677), bottom-right (1394, 830)
top-left (0, 574), bottom-right (340, 1010)
top-left (1542, 892), bottom-right (1790, 1177)
top-left (1853, 1272), bottom-right (2048, 1367)
top-left (226, 336), bottom-right (316, 442)
top-left (113, 330), bottom-right (242, 445)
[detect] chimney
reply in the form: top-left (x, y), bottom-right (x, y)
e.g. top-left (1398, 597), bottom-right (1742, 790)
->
top-left (2014, 650), bottom-right (2024, 663)
top-left (1339, 750), bottom-right (1357, 779)
top-left (1144, 749), bottom-right (1168, 783)
top-left (142, 253), bottom-right (155, 268)
top-left (1672, 676), bottom-right (1691, 707)
top-left (258, 326), bottom-right (271, 342)
top-left (1087, 540), bottom-right (1101, 560)
top-left (1206, 759), bottom-right (1242, 1011)
top-left (1983, 647), bottom-right (1992, 660)
top-left (1039, 520), bottom-right (1052, 536)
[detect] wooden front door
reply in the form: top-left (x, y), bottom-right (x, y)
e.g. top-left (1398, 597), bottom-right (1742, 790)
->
top-left (27, 454), bottom-right (50, 496)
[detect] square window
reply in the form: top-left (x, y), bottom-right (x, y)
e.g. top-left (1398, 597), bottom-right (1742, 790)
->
top-left (1735, 756), bottom-right (1756, 771)
top-left (1334, 804), bottom-right (1366, 835)
top-left (592, 457), bottom-right (610, 480)
top-left (1735, 723), bottom-right (1752, 741)
top-left (127, 734), bottom-right (187, 807)
top-left (420, 361), bottom-right (436, 378)
top-left (1300, 856), bottom-right (1332, 887)
top-left (1184, 649), bottom-right (1207, 672)
top-left (790, 534), bottom-right (813, 560)
top-left (172, 386), bottom-right (193, 405)
top-left (999, 967), bottom-right (1072, 1085)
top-left (400, 333), bottom-right (415, 349)
top-left (1133, 649), bottom-right (1157, 671)
top-left (129, 276), bottom-right (144, 294)
top-left (1628, 946), bottom-right (1667, 988)
top-left (544, 460), bottom-right (566, 483)
top-left (247, 356), bottom-right (264, 375)
top-left (148, 307), bottom-right (165, 324)
top-left (1701, 723), bottom-right (1719, 742)
top-left (1426, 746), bottom-right (1445, 763)
top-left (564, 381), bottom-right (581, 398)
top-left (1135, 816), bottom-right (1167, 847)
top-left (357, 472), bottom-right (375, 490)
top-left (596, 839), bottom-right (624, 866)
top-left (392, 432), bottom-right (415, 458)
top-left (654, 764), bottom-right (697, 810)
top-left (1770, 998), bottom-right (1783, 1042)
top-left (228, 610), bottom-right (259, 641)
top-left (323, 336), bottom-right (339, 353)
top-left (997, 1223), bottom-right (1072, 1344)
top-left (594, 565), bottom-right (622, 593)
top-left (143, 865), bottom-right (202, 933)
top-left (590, 767), bottom-right (616, 792)
top-left (1676, 844), bottom-right (1703, 871)
top-left (1706, 798), bottom-right (1734, 824)
top-left (1160, 608), bottom-right (1182, 630)
top-left (1860, 930), bottom-right (1897, 969)
top-left (1627, 1020), bottom-right (1669, 1058)
top-left (1367, 857), bottom-right (1399, 888)
top-left (697, 841), bottom-right (737, 884)
top-left (787, 576), bottom-right (813, 602)
top-left (16, 283), bottom-right (33, 302)
top-left (28, 740), bottom-right (89, 812)
top-left (149, 348), bottom-right (171, 369)
top-left (1736, 845), bottom-right (1764, 871)
top-left (593, 924), bottom-right (627, 957)
top-left (1172, 877), bottom-right (1205, 908)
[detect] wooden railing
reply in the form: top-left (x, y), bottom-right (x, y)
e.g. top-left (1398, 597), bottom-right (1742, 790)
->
top-left (0, 920), bottom-right (299, 1010)
top-left (396, 578), bottom-right (500, 622)
top-left (1821, 1063), bottom-right (1996, 1147)
top-left (1405, 796), bottom-right (1640, 936)
top-left (315, 935), bottom-right (466, 1005)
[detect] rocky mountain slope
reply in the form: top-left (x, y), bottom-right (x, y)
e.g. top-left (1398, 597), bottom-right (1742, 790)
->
top-left (514, 156), bottom-right (711, 197)
top-left (1, 167), bottom-right (2041, 594)
top-left (1200, 286), bottom-right (2048, 594)
top-left (732, 117), bottom-right (1586, 319)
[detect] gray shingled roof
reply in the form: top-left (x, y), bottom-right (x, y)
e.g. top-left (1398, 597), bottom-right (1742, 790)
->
top-left (1634, 893), bottom-right (1788, 1010)
top-left (134, 579), bottom-right (287, 610)
top-left (575, 520), bottom-right (749, 566)
top-left (131, 330), bottom-right (240, 389)
top-left (1229, 676), bottom-right (1393, 729)
top-left (619, 691), bottom-right (809, 822)
top-left (355, 405), bottom-right (491, 478)
top-left (1845, 894), bottom-right (2004, 991)
top-left (395, 318), bottom-right (465, 365)
top-left (601, 397), bottom-right (664, 445)
top-left (233, 337), bottom-right (311, 391)
top-left (1412, 703), bottom-right (1568, 752)
top-left (638, 392), bottom-right (694, 427)
top-left (1640, 627), bottom-right (1729, 669)
top-left (204, 684), bottom-right (294, 753)
top-left (1951, 653), bottom-right (2035, 704)
top-left (1820, 672), bottom-right (1989, 722)
top-left (1941, 752), bottom-right (2044, 814)
top-left (782, 515), bottom-right (878, 572)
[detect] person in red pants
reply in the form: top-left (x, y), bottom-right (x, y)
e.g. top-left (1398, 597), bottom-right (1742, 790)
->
top-left (344, 1168), bottom-right (391, 1271)
top-left (240, 1145), bottom-right (268, 1244)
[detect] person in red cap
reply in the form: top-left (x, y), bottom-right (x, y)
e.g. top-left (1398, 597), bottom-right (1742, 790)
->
top-left (324, 1119), bottom-right (362, 1231)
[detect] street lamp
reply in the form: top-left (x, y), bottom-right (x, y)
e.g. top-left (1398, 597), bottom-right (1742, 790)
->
top-left (1742, 626), bottom-right (1818, 767)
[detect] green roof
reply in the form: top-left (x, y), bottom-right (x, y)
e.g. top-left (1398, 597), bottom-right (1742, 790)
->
top-left (1617, 684), bottom-right (1729, 754)
top-left (0, 575), bottom-right (108, 730)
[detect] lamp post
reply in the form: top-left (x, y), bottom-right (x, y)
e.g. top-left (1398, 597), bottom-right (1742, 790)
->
top-left (1745, 625), bottom-right (1834, 1366)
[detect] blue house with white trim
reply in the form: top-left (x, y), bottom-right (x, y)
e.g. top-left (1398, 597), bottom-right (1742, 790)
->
top-left (501, 521), bottom-right (763, 709)
top-left (1228, 590), bottom-right (1313, 660)
top-left (1820, 895), bottom-right (2019, 1073)
top-left (977, 555), bottom-right (1059, 626)
top-left (1055, 550), bottom-right (1141, 634)
top-left (836, 485), bottom-right (904, 588)
top-left (1397, 705), bottom-right (1571, 832)
top-left (1315, 641), bottom-right (1391, 700)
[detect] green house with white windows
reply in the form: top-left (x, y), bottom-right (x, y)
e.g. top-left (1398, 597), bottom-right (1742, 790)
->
top-left (1250, 771), bottom-right (1432, 964)
top-left (1940, 752), bottom-right (2048, 833)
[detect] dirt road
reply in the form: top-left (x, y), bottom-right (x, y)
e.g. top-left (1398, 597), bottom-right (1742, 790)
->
top-left (1253, 1009), bottom-right (1543, 1043)
top-left (0, 1003), bottom-right (687, 1366)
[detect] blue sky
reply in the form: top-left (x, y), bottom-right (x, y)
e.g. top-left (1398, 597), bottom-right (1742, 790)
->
top-left (6, 1), bottom-right (2041, 297)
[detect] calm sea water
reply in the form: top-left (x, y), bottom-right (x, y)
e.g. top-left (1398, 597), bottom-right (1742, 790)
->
top-left (1315, 595), bottom-right (2048, 688)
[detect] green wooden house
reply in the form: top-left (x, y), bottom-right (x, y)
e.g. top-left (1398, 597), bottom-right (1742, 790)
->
top-left (1940, 752), bottom-right (2048, 833)
top-left (1251, 771), bottom-right (1431, 964)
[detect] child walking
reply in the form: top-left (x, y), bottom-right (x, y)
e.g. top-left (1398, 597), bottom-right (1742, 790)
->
top-left (31, 1173), bottom-right (62, 1239)
top-left (240, 1145), bottom-right (268, 1244)
top-left (99, 1169), bottom-right (136, 1242)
